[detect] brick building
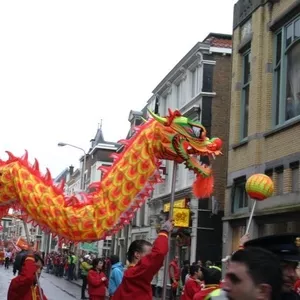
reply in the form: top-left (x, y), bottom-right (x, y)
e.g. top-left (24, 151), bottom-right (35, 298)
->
top-left (223, 0), bottom-right (300, 256)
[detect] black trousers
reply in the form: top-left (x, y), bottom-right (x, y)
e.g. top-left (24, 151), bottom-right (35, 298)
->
top-left (81, 275), bottom-right (88, 298)
top-left (4, 257), bottom-right (9, 269)
top-left (170, 279), bottom-right (177, 299)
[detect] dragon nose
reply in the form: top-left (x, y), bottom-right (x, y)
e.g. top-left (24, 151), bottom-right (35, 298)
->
top-left (213, 138), bottom-right (222, 150)
top-left (208, 138), bottom-right (223, 151)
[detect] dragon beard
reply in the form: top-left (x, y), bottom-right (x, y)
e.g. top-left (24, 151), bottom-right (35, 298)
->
top-left (184, 155), bottom-right (214, 198)
top-left (172, 136), bottom-right (214, 198)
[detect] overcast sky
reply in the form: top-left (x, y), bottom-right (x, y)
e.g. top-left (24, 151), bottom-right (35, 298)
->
top-left (0, 0), bottom-right (236, 178)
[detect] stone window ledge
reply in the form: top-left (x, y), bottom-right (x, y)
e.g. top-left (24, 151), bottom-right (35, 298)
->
top-left (264, 117), bottom-right (300, 138)
top-left (231, 139), bottom-right (248, 150)
top-left (223, 203), bottom-right (300, 221)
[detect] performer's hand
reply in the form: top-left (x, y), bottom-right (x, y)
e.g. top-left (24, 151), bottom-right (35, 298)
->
top-left (102, 277), bottom-right (107, 281)
top-left (239, 233), bottom-right (250, 246)
top-left (161, 219), bottom-right (174, 233)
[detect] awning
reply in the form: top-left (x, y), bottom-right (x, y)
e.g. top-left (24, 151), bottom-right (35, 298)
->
top-left (80, 242), bottom-right (98, 254)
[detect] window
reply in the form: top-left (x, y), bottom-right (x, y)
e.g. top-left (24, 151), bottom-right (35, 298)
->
top-left (202, 64), bottom-right (214, 93)
top-left (134, 233), bottom-right (148, 241)
top-left (83, 172), bottom-right (88, 190)
top-left (232, 177), bottom-right (248, 212)
top-left (147, 98), bottom-right (156, 113)
top-left (159, 96), bottom-right (167, 116)
top-left (103, 249), bottom-right (110, 257)
top-left (175, 164), bottom-right (181, 188)
top-left (103, 240), bottom-right (112, 248)
top-left (241, 50), bottom-right (251, 139)
top-left (191, 69), bottom-right (197, 97)
top-left (191, 66), bottom-right (202, 97)
top-left (90, 164), bottom-right (97, 183)
top-left (132, 212), bottom-right (137, 227)
top-left (102, 240), bottom-right (112, 258)
top-left (274, 16), bottom-right (300, 125)
top-left (290, 161), bottom-right (299, 192)
top-left (177, 82), bottom-right (183, 108)
top-left (139, 202), bottom-right (146, 226)
top-left (275, 166), bottom-right (284, 195)
top-left (99, 163), bottom-right (111, 180)
top-left (241, 19), bottom-right (252, 42)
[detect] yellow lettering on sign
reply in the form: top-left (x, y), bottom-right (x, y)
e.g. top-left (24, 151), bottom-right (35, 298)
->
top-left (163, 199), bottom-right (186, 212)
top-left (173, 208), bottom-right (190, 228)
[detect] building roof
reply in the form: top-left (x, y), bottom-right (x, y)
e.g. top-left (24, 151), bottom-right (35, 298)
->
top-left (82, 125), bottom-right (119, 161)
top-left (90, 123), bottom-right (119, 148)
top-left (202, 32), bottom-right (232, 49)
top-left (90, 127), bottom-right (105, 147)
top-left (54, 168), bottom-right (69, 183)
top-left (66, 168), bottom-right (81, 185)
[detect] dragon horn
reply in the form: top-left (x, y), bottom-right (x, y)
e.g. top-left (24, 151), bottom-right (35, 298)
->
top-left (21, 150), bottom-right (29, 162)
top-left (147, 109), bottom-right (167, 124)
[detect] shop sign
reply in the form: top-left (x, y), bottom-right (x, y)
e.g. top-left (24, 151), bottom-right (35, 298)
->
top-left (173, 208), bottom-right (190, 228)
top-left (163, 199), bottom-right (186, 212)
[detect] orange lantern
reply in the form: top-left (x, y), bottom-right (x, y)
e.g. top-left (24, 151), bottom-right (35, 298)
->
top-left (246, 174), bottom-right (274, 201)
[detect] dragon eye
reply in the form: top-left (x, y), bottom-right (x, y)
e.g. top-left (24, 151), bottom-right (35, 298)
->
top-left (192, 126), bottom-right (203, 138)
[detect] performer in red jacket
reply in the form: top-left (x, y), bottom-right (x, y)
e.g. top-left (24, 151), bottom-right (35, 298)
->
top-left (87, 258), bottom-right (108, 300)
top-left (112, 219), bottom-right (173, 300)
top-left (169, 255), bottom-right (180, 299)
top-left (193, 267), bottom-right (221, 300)
top-left (7, 249), bottom-right (47, 300)
top-left (180, 265), bottom-right (203, 300)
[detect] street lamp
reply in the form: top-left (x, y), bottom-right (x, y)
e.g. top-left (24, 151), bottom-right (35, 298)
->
top-left (58, 141), bottom-right (87, 275)
top-left (57, 142), bottom-right (87, 191)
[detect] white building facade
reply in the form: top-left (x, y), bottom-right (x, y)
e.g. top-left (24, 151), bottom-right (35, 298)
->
top-left (147, 41), bottom-right (216, 264)
top-left (123, 34), bottom-right (232, 269)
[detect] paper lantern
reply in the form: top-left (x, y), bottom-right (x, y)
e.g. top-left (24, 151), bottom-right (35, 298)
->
top-left (246, 174), bottom-right (274, 201)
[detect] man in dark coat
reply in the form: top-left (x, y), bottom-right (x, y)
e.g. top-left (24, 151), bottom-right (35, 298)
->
top-left (13, 249), bottom-right (28, 276)
top-left (244, 233), bottom-right (300, 300)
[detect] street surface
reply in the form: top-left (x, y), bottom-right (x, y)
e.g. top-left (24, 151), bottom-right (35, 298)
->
top-left (0, 264), bottom-right (82, 300)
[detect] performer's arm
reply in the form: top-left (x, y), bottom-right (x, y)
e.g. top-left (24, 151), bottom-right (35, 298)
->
top-left (138, 230), bottom-right (169, 282)
top-left (9, 257), bottom-right (37, 294)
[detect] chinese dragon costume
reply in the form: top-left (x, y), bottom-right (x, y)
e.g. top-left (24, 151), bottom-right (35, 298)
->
top-left (0, 109), bottom-right (222, 242)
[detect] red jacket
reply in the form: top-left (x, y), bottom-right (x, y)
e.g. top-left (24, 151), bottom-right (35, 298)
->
top-left (181, 278), bottom-right (202, 300)
top-left (87, 269), bottom-right (108, 297)
top-left (7, 257), bottom-right (47, 300)
top-left (193, 285), bottom-right (220, 300)
top-left (112, 231), bottom-right (169, 300)
top-left (294, 279), bottom-right (300, 295)
top-left (169, 260), bottom-right (180, 280)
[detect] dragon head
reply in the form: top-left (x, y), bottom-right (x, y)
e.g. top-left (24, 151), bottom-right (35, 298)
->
top-left (149, 109), bottom-right (222, 198)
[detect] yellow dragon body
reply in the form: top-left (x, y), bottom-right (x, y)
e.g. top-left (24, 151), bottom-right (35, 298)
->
top-left (0, 109), bottom-right (222, 242)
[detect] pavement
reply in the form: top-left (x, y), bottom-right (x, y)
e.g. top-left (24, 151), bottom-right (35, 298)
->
top-left (0, 264), bottom-right (82, 300)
